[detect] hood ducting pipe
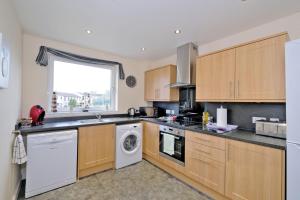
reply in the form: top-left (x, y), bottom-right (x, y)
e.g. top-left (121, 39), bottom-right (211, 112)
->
top-left (169, 43), bottom-right (198, 88)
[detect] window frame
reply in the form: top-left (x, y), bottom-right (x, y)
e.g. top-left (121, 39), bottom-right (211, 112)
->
top-left (47, 55), bottom-right (118, 114)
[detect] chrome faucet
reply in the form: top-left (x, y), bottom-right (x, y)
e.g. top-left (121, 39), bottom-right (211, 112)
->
top-left (96, 113), bottom-right (102, 120)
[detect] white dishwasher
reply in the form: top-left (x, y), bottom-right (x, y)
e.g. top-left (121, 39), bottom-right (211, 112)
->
top-left (25, 130), bottom-right (77, 198)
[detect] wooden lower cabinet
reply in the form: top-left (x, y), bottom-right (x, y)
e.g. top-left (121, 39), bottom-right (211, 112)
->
top-left (143, 122), bottom-right (159, 160)
top-left (142, 123), bottom-right (285, 200)
top-left (186, 131), bottom-right (226, 194)
top-left (78, 124), bottom-right (115, 178)
top-left (225, 139), bottom-right (284, 200)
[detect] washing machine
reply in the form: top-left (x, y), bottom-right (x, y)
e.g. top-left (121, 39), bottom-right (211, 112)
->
top-left (116, 123), bottom-right (142, 169)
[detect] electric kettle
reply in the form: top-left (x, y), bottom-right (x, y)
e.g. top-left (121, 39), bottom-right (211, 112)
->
top-left (128, 107), bottom-right (136, 117)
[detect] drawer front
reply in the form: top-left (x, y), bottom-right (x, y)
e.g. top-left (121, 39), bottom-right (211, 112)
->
top-left (187, 141), bottom-right (225, 163)
top-left (186, 149), bottom-right (225, 194)
top-left (186, 131), bottom-right (226, 150)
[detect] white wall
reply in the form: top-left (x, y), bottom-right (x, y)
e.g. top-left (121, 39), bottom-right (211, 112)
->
top-left (22, 34), bottom-right (150, 117)
top-left (0, 0), bottom-right (23, 199)
top-left (150, 11), bottom-right (300, 66)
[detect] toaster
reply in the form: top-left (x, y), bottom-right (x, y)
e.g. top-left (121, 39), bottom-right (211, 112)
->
top-left (255, 120), bottom-right (287, 139)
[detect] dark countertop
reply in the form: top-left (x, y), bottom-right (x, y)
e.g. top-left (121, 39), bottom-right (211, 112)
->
top-left (19, 117), bottom-right (141, 134)
top-left (19, 117), bottom-right (286, 150)
top-left (143, 118), bottom-right (286, 150)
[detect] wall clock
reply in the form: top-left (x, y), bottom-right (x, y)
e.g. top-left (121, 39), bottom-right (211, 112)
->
top-left (126, 75), bottom-right (137, 88)
top-left (0, 34), bottom-right (10, 89)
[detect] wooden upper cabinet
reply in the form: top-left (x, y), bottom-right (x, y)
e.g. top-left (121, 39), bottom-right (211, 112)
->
top-left (144, 70), bottom-right (155, 100)
top-left (196, 49), bottom-right (236, 101)
top-left (144, 65), bottom-right (179, 101)
top-left (143, 122), bottom-right (159, 160)
top-left (196, 33), bottom-right (287, 102)
top-left (235, 34), bottom-right (287, 101)
top-left (78, 124), bottom-right (115, 178)
top-left (225, 139), bottom-right (284, 200)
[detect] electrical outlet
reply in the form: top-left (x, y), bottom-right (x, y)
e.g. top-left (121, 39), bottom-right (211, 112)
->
top-left (270, 118), bottom-right (280, 122)
top-left (252, 117), bottom-right (267, 123)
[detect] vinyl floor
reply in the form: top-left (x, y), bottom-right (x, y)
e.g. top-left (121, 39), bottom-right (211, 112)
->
top-left (18, 160), bottom-right (213, 200)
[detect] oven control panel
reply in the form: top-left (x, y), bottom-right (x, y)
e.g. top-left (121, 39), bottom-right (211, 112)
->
top-left (159, 125), bottom-right (185, 137)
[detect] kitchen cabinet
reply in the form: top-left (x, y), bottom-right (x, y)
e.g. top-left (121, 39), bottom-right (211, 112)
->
top-left (196, 33), bottom-right (287, 102)
top-left (142, 122), bottom-right (285, 200)
top-left (235, 34), bottom-right (286, 101)
top-left (225, 139), bottom-right (284, 200)
top-left (196, 49), bottom-right (236, 101)
top-left (185, 131), bottom-right (226, 194)
top-left (144, 65), bottom-right (179, 101)
top-left (144, 70), bottom-right (155, 100)
top-left (143, 122), bottom-right (159, 160)
top-left (78, 124), bottom-right (115, 178)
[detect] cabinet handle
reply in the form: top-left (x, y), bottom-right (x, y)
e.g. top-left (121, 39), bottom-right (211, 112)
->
top-left (194, 137), bottom-right (211, 143)
top-left (194, 147), bottom-right (211, 155)
top-left (229, 81), bottom-right (233, 98)
top-left (192, 156), bottom-right (213, 166)
top-left (226, 144), bottom-right (230, 162)
top-left (237, 80), bottom-right (240, 98)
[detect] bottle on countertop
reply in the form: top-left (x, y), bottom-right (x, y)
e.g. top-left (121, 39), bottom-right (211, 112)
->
top-left (51, 92), bottom-right (57, 112)
top-left (202, 111), bottom-right (210, 125)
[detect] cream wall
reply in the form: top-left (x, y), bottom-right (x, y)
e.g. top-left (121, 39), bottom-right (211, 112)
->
top-left (150, 11), bottom-right (300, 66)
top-left (0, 0), bottom-right (23, 199)
top-left (22, 33), bottom-right (150, 117)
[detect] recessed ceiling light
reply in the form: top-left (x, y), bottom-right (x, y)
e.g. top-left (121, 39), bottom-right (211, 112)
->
top-left (174, 29), bottom-right (182, 34)
top-left (86, 29), bottom-right (92, 34)
top-left (141, 47), bottom-right (146, 51)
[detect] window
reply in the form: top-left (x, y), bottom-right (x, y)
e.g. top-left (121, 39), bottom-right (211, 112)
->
top-left (48, 58), bottom-right (117, 113)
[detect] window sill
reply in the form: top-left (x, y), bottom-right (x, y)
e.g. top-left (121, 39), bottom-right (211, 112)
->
top-left (45, 111), bottom-right (121, 118)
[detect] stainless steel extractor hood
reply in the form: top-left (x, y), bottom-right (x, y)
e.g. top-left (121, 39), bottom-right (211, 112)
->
top-left (169, 43), bottom-right (198, 88)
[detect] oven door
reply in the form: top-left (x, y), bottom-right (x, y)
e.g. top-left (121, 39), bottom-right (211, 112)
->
top-left (159, 131), bottom-right (185, 164)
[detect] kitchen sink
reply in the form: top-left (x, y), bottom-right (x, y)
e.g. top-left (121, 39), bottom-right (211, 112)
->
top-left (78, 117), bottom-right (129, 124)
top-left (78, 118), bottom-right (112, 124)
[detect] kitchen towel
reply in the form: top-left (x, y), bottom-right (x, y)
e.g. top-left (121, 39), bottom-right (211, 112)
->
top-left (163, 134), bottom-right (175, 156)
top-left (207, 123), bottom-right (238, 132)
top-left (217, 106), bottom-right (227, 128)
top-left (12, 132), bottom-right (27, 164)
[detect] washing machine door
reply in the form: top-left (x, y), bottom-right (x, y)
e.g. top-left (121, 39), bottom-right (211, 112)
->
top-left (120, 130), bottom-right (141, 155)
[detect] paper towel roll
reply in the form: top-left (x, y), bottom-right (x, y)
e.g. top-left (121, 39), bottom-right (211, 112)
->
top-left (217, 106), bottom-right (227, 128)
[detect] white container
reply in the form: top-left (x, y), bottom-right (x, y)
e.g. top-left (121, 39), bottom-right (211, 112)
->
top-left (217, 106), bottom-right (227, 128)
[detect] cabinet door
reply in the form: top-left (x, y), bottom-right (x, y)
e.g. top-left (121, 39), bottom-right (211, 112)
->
top-left (144, 65), bottom-right (179, 102)
top-left (143, 122), bottom-right (159, 160)
top-left (157, 66), bottom-right (171, 100)
top-left (225, 140), bottom-right (284, 200)
top-left (196, 49), bottom-right (236, 101)
top-left (186, 141), bottom-right (225, 194)
top-left (168, 65), bottom-right (179, 101)
top-left (235, 35), bottom-right (286, 101)
top-left (78, 124), bottom-right (115, 178)
top-left (145, 70), bottom-right (155, 100)
top-left (155, 65), bottom-right (179, 101)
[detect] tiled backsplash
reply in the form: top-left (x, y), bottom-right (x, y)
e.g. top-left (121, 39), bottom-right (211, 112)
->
top-left (203, 102), bottom-right (286, 131)
top-left (154, 101), bottom-right (286, 131)
top-left (153, 102), bottom-right (180, 115)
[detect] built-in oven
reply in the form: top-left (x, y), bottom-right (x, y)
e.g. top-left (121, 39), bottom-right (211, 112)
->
top-left (159, 125), bottom-right (185, 165)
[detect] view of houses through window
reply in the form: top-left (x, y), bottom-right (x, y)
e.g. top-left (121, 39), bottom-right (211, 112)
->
top-left (50, 60), bottom-right (117, 112)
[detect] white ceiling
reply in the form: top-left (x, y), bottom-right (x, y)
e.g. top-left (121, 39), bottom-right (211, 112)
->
top-left (12, 0), bottom-right (300, 60)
